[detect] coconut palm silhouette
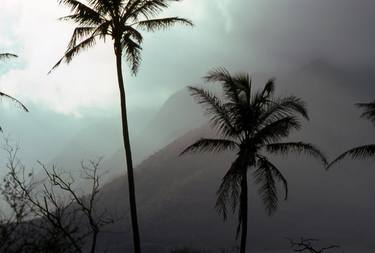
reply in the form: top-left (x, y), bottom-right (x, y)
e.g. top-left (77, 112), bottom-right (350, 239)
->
top-left (327, 101), bottom-right (375, 168)
top-left (181, 68), bottom-right (327, 253)
top-left (49, 1), bottom-right (192, 252)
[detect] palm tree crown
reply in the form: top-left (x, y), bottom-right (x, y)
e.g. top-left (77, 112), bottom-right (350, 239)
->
top-left (50, 0), bottom-right (192, 73)
top-left (327, 101), bottom-right (375, 168)
top-left (181, 68), bottom-right (327, 253)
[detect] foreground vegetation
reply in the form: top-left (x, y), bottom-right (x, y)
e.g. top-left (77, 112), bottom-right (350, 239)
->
top-left (0, 139), bottom-right (114, 253)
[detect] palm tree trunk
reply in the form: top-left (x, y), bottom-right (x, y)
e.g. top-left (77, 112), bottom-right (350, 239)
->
top-left (240, 174), bottom-right (248, 253)
top-left (114, 42), bottom-right (141, 253)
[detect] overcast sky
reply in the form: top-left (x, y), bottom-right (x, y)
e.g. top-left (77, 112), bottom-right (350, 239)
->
top-left (0, 0), bottom-right (375, 116)
top-left (0, 3), bottom-right (374, 246)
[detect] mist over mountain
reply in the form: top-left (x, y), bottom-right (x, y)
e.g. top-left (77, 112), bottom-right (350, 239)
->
top-left (0, 58), bottom-right (374, 252)
top-left (70, 61), bottom-right (374, 252)
top-left (0, 103), bottom-right (154, 179)
top-left (104, 88), bottom-right (207, 177)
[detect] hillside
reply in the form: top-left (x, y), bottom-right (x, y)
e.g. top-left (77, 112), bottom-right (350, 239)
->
top-left (91, 62), bottom-right (375, 252)
top-left (36, 61), bottom-right (375, 252)
top-left (95, 122), bottom-right (374, 252)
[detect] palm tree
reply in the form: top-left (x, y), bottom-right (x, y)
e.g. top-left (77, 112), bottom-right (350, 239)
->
top-left (0, 53), bottom-right (28, 130)
top-left (49, 1), bottom-right (192, 252)
top-left (327, 101), bottom-right (375, 168)
top-left (181, 68), bottom-right (327, 253)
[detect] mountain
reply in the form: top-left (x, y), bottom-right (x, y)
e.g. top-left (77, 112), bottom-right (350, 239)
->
top-left (95, 123), bottom-right (375, 253)
top-left (90, 61), bottom-right (375, 252)
top-left (103, 88), bottom-right (207, 179)
top-left (31, 60), bottom-right (375, 252)
top-left (0, 103), bottom-right (87, 174)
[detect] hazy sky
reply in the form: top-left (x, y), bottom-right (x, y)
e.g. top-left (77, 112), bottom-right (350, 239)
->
top-left (0, 2), bottom-right (374, 248)
top-left (0, 0), bottom-right (375, 116)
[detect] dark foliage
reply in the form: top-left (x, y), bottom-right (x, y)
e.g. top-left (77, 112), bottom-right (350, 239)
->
top-left (327, 100), bottom-right (375, 169)
top-left (181, 68), bottom-right (327, 253)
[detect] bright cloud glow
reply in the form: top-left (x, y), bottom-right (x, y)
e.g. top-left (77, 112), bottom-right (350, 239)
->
top-left (0, 0), bottom-right (233, 116)
top-left (0, 1), bottom-right (120, 116)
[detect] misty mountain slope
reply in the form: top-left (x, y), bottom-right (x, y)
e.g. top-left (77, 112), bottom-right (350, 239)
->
top-left (52, 58), bottom-right (375, 178)
top-left (93, 62), bottom-right (375, 253)
top-left (96, 121), bottom-right (375, 253)
top-left (45, 106), bottom-right (156, 181)
top-left (29, 60), bottom-right (375, 252)
top-left (0, 103), bottom-right (88, 173)
top-left (47, 118), bottom-right (122, 169)
top-left (103, 88), bottom-right (207, 176)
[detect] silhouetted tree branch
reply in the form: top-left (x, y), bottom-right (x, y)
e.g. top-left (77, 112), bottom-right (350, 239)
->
top-left (287, 237), bottom-right (340, 253)
top-left (0, 138), bottom-right (114, 252)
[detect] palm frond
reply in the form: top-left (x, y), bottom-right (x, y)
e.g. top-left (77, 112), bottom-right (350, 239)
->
top-left (205, 68), bottom-right (247, 90)
top-left (205, 67), bottom-right (247, 104)
top-left (122, 35), bottom-right (142, 74)
top-left (88, 0), bottom-right (118, 17)
top-left (188, 86), bottom-right (238, 138)
top-left (276, 96), bottom-right (309, 120)
top-left (66, 26), bottom-right (97, 50)
top-left (253, 116), bottom-right (302, 145)
top-left (257, 156), bottom-right (288, 200)
top-left (136, 17), bottom-right (193, 32)
top-left (95, 20), bottom-right (112, 39)
top-left (260, 79), bottom-right (275, 99)
top-left (0, 54), bottom-right (28, 112)
top-left (0, 92), bottom-right (28, 112)
top-left (58, 0), bottom-right (103, 24)
top-left (265, 142), bottom-right (328, 166)
top-left (180, 138), bottom-right (238, 155)
top-left (356, 101), bottom-right (375, 124)
top-left (253, 159), bottom-right (278, 215)
top-left (59, 13), bottom-right (104, 26)
top-left (327, 144), bottom-right (375, 169)
top-left (233, 73), bottom-right (251, 104)
top-left (215, 157), bottom-right (244, 220)
top-left (127, 0), bottom-right (168, 20)
top-left (260, 96), bottom-right (309, 126)
top-left (125, 25), bottom-right (143, 44)
top-left (0, 53), bottom-right (17, 61)
top-left (49, 35), bottom-right (97, 74)
top-left (124, 0), bottom-right (142, 15)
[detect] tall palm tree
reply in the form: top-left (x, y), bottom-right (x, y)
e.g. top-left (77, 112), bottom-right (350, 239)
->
top-left (49, 1), bottom-right (192, 252)
top-left (181, 68), bottom-right (327, 253)
top-left (0, 53), bottom-right (28, 129)
top-left (327, 101), bottom-right (375, 168)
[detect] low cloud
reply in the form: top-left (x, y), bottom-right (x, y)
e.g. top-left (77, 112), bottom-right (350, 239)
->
top-left (1, 0), bottom-right (375, 116)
